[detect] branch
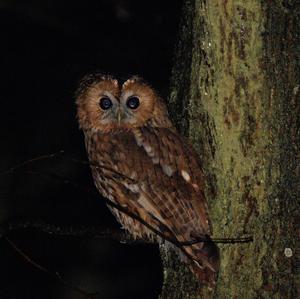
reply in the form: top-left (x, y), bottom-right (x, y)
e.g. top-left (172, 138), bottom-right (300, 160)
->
top-left (0, 219), bottom-right (153, 245)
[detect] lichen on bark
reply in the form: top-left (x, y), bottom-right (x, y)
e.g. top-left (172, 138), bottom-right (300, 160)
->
top-left (161, 0), bottom-right (300, 298)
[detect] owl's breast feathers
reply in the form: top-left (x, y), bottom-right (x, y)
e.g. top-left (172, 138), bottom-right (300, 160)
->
top-left (85, 126), bottom-right (219, 286)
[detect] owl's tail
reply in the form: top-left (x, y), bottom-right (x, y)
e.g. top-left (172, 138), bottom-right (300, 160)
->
top-left (186, 238), bottom-right (220, 287)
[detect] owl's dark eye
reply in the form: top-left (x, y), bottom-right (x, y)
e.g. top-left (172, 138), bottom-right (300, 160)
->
top-left (126, 96), bottom-right (140, 109)
top-left (99, 97), bottom-right (113, 110)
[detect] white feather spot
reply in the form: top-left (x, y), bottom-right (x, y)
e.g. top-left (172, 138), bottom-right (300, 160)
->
top-left (192, 183), bottom-right (199, 190)
top-left (181, 170), bottom-right (191, 182)
top-left (144, 144), bottom-right (152, 152)
top-left (122, 79), bottom-right (134, 88)
top-left (162, 164), bottom-right (174, 177)
top-left (124, 183), bottom-right (139, 193)
top-left (144, 144), bottom-right (155, 157)
top-left (152, 157), bottom-right (159, 164)
top-left (133, 131), bottom-right (143, 146)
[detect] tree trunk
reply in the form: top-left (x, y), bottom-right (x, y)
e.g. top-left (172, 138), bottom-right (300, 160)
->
top-left (160, 0), bottom-right (300, 298)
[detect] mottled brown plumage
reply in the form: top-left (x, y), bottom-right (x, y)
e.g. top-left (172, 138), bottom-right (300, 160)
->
top-left (76, 74), bottom-right (219, 286)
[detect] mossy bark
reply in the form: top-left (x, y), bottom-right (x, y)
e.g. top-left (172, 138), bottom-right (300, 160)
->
top-left (161, 0), bottom-right (300, 298)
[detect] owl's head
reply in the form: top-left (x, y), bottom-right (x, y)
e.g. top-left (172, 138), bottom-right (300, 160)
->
top-left (76, 74), bottom-right (172, 132)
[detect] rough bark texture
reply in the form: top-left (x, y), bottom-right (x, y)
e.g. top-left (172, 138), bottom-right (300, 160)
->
top-left (160, 0), bottom-right (300, 298)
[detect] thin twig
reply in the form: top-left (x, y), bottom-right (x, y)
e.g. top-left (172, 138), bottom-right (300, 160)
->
top-left (204, 236), bottom-right (253, 244)
top-left (0, 220), bottom-right (153, 245)
top-left (0, 151), bottom-right (64, 177)
top-left (179, 236), bottom-right (253, 246)
top-left (4, 236), bottom-right (98, 299)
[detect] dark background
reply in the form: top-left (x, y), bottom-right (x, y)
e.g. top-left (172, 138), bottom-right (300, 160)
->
top-left (0, 1), bottom-right (182, 298)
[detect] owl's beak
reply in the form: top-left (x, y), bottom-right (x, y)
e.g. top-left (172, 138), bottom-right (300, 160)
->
top-left (116, 107), bottom-right (124, 125)
top-left (117, 110), bottom-right (122, 125)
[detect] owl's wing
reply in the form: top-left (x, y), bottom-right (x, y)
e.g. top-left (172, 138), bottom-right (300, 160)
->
top-left (129, 126), bottom-right (211, 237)
top-left (90, 126), bottom-right (210, 237)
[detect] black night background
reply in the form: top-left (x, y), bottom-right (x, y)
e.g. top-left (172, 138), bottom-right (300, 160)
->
top-left (0, 1), bottom-right (183, 298)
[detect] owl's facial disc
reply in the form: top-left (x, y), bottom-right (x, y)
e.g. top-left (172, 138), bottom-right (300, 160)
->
top-left (76, 75), bottom-right (172, 132)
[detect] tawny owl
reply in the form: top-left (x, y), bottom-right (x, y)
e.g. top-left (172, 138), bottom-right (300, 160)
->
top-left (76, 74), bottom-right (219, 286)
